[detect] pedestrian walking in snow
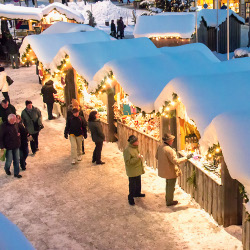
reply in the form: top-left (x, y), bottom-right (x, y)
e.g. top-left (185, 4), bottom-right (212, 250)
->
top-left (67, 99), bottom-right (87, 154)
top-left (117, 17), bottom-right (126, 39)
top-left (123, 135), bottom-right (145, 206)
top-left (64, 108), bottom-right (87, 165)
top-left (6, 37), bottom-right (19, 69)
top-left (0, 67), bottom-right (11, 103)
top-left (221, 3), bottom-right (227, 9)
top-left (0, 99), bottom-right (16, 123)
top-left (16, 115), bottom-right (29, 171)
top-left (110, 20), bottom-right (117, 38)
top-left (88, 111), bottom-right (105, 165)
top-left (21, 100), bottom-right (43, 155)
top-left (156, 133), bottom-right (190, 206)
top-left (41, 80), bottom-right (57, 120)
top-left (0, 114), bottom-right (22, 178)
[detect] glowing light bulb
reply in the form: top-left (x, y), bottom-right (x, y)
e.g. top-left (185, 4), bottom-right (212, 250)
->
top-left (177, 97), bottom-right (181, 101)
top-left (165, 114), bottom-right (168, 118)
top-left (208, 154), bottom-right (212, 158)
top-left (166, 107), bottom-right (170, 111)
top-left (106, 78), bottom-right (112, 85)
top-left (99, 91), bottom-right (101, 94)
top-left (103, 85), bottom-right (106, 89)
top-left (171, 101), bottom-right (175, 106)
top-left (216, 148), bottom-right (220, 153)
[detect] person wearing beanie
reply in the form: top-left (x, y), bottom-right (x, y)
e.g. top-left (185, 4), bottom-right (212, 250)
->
top-left (156, 133), bottom-right (190, 206)
top-left (64, 108), bottom-right (87, 165)
top-left (123, 135), bottom-right (145, 206)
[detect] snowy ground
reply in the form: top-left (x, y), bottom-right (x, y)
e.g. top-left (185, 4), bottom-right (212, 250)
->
top-left (0, 65), bottom-right (243, 249)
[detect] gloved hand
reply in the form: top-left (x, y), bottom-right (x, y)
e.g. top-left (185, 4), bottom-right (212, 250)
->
top-left (64, 134), bottom-right (68, 139)
top-left (186, 153), bottom-right (193, 159)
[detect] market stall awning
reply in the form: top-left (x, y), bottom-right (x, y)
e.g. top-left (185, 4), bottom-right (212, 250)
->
top-left (41, 21), bottom-right (96, 35)
top-left (41, 2), bottom-right (85, 23)
top-left (0, 4), bottom-right (42, 21)
top-left (19, 30), bottom-right (112, 68)
top-left (133, 13), bottom-right (196, 39)
top-left (50, 37), bottom-right (161, 84)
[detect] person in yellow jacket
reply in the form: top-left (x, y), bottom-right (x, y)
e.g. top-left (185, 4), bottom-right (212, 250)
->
top-left (156, 133), bottom-right (191, 206)
top-left (123, 135), bottom-right (145, 206)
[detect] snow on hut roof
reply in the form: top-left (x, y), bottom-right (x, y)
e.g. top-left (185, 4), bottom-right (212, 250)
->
top-left (0, 4), bottom-right (42, 21)
top-left (200, 111), bottom-right (250, 213)
top-left (19, 30), bottom-right (111, 68)
top-left (197, 9), bottom-right (245, 27)
top-left (50, 38), bottom-right (161, 83)
top-left (41, 21), bottom-right (96, 35)
top-left (41, 2), bottom-right (85, 23)
top-left (133, 14), bottom-right (195, 39)
top-left (155, 67), bottom-right (250, 134)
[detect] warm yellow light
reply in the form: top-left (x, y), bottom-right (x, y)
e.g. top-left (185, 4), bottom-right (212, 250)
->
top-left (208, 154), bottom-right (212, 158)
top-left (166, 107), bottom-right (170, 111)
top-left (171, 36), bottom-right (173, 39)
top-left (103, 85), bottom-right (106, 88)
top-left (171, 101), bottom-right (175, 106)
top-left (216, 148), bottom-right (220, 153)
top-left (164, 37), bottom-right (167, 39)
top-left (165, 114), bottom-right (168, 118)
top-left (177, 97), bottom-right (181, 101)
top-left (156, 37), bottom-right (159, 41)
top-left (29, 49), bottom-right (32, 52)
top-left (106, 78), bottom-right (112, 85)
top-left (99, 91), bottom-right (101, 94)
top-left (24, 58), bottom-right (27, 61)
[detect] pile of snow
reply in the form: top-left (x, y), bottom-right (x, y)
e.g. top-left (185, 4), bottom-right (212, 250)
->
top-left (234, 47), bottom-right (250, 58)
top-left (50, 38), bottom-right (160, 84)
top-left (0, 213), bottom-right (34, 249)
top-left (134, 14), bottom-right (196, 39)
top-left (200, 111), bottom-right (250, 213)
top-left (20, 30), bottom-right (111, 67)
top-left (41, 2), bottom-right (85, 23)
top-left (0, 3), bottom-right (42, 21)
top-left (197, 9), bottom-right (245, 28)
top-left (41, 21), bottom-right (96, 35)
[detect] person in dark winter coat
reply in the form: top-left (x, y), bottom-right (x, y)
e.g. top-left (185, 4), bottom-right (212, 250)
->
top-left (123, 135), bottom-right (145, 206)
top-left (64, 108), bottom-right (87, 165)
top-left (21, 100), bottom-right (43, 155)
top-left (41, 80), bottom-right (57, 120)
top-left (221, 3), bottom-right (227, 9)
top-left (110, 20), bottom-right (116, 38)
top-left (117, 17), bottom-right (126, 39)
top-left (16, 115), bottom-right (29, 170)
top-left (0, 99), bottom-right (16, 123)
top-left (88, 110), bottom-right (105, 165)
top-left (6, 37), bottom-right (19, 69)
top-left (67, 99), bottom-right (86, 154)
top-left (0, 114), bottom-right (22, 178)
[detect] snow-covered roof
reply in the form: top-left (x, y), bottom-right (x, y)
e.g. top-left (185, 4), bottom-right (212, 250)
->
top-left (0, 4), bottom-right (42, 21)
top-left (197, 9), bottom-right (245, 28)
top-left (20, 30), bottom-right (111, 67)
top-left (133, 14), bottom-right (196, 39)
top-left (200, 111), bottom-right (250, 212)
top-left (50, 38), bottom-right (160, 83)
top-left (41, 3), bottom-right (85, 23)
top-left (41, 22), bottom-right (96, 35)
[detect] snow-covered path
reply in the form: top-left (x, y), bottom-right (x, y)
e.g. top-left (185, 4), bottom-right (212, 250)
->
top-left (0, 66), bottom-right (243, 249)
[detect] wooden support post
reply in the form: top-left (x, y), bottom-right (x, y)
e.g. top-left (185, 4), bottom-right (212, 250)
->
top-left (106, 90), bottom-right (117, 142)
top-left (64, 68), bottom-right (76, 108)
top-left (242, 205), bottom-right (250, 250)
top-left (221, 157), bottom-right (243, 227)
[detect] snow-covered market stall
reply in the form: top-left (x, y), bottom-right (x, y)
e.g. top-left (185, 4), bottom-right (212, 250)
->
top-left (47, 37), bottom-right (161, 141)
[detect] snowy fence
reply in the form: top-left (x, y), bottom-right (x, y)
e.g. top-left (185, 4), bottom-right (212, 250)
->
top-left (242, 205), bottom-right (250, 250)
top-left (151, 38), bottom-right (190, 48)
top-left (117, 122), bottom-right (160, 169)
top-left (178, 155), bottom-right (243, 227)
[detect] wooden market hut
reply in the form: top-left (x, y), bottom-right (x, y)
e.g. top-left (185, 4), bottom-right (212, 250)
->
top-left (197, 9), bottom-right (245, 53)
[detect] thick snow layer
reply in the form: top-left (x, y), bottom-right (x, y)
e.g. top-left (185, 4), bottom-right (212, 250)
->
top-left (160, 43), bottom-right (220, 63)
top-left (155, 69), bottom-right (250, 134)
top-left (50, 37), bottom-right (160, 84)
top-left (0, 213), bottom-right (34, 249)
top-left (0, 4), bottom-right (42, 21)
top-left (197, 9), bottom-right (245, 28)
top-left (19, 30), bottom-right (111, 67)
top-left (41, 2), bottom-right (85, 23)
top-left (200, 112), bottom-right (250, 213)
top-left (134, 14), bottom-right (196, 39)
top-left (41, 21), bottom-right (96, 35)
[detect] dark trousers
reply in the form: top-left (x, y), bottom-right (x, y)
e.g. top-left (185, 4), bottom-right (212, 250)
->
top-left (92, 141), bottom-right (103, 163)
top-left (128, 175), bottom-right (141, 200)
top-left (20, 146), bottom-right (29, 169)
top-left (46, 103), bottom-right (53, 119)
top-left (82, 140), bottom-right (85, 153)
top-left (5, 148), bottom-right (19, 176)
top-left (2, 92), bottom-right (10, 103)
top-left (30, 133), bottom-right (39, 154)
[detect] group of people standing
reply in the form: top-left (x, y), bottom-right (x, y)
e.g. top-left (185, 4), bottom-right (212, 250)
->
top-left (110, 17), bottom-right (126, 39)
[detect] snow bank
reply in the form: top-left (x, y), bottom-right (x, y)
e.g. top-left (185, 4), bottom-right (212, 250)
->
top-left (41, 2), bottom-right (85, 23)
top-left (0, 4), bottom-right (42, 21)
top-left (234, 47), bottom-right (250, 58)
top-left (41, 21), bottom-right (96, 35)
top-left (0, 213), bottom-right (34, 249)
top-left (200, 112), bottom-right (250, 213)
top-left (19, 30), bottom-right (111, 67)
top-left (50, 37), bottom-right (160, 84)
top-left (197, 9), bottom-right (245, 28)
top-left (134, 14), bottom-right (195, 39)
